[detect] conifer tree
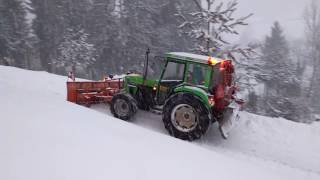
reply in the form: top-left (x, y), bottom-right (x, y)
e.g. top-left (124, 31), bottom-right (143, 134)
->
top-left (261, 22), bottom-right (304, 121)
top-left (54, 28), bottom-right (96, 76)
top-left (0, 0), bottom-right (33, 68)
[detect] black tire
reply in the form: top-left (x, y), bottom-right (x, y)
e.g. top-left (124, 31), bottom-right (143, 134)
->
top-left (136, 89), bottom-right (150, 111)
top-left (110, 93), bottom-right (138, 121)
top-left (162, 93), bottom-right (211, 141)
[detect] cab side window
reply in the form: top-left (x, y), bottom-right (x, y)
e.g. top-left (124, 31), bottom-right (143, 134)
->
top-left (162, 61), bottom-right (185, 81)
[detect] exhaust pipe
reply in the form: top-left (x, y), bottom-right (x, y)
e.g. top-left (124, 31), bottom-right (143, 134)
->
top-left (143, 48), bottom-right (150, 82)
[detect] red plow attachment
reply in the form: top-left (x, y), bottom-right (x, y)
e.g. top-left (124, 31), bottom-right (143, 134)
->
top-left (67, 79), bottom-right (123, 107)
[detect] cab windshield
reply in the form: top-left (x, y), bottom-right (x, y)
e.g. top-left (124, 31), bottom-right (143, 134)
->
top-left (147, 56), bottom-right (166, 80)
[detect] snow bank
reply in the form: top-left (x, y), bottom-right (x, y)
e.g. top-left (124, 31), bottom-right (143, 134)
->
top-left (0, 66), bottom-right (319, 180)
top-left (202, 112), bottom-right (320, 174)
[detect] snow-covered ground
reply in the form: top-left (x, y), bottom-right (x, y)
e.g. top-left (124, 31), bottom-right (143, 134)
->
top-left (1, 65), bottom-right (320, 180)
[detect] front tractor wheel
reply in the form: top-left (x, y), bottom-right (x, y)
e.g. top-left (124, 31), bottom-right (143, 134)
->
top-left (110, 93), bottom-right (137, 121)
top-left (163, 93), bottom-right (211, 141)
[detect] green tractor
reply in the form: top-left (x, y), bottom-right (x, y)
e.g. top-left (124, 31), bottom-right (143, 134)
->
top-left (110, 50), bottom-right (244, 141)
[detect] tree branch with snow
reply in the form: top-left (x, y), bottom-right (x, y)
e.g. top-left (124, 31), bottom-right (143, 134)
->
top-left (176, 0), bottom-right (254, 60)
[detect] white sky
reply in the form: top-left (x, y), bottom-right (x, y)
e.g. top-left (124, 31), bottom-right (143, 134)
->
top-left (234, 0), bottom-right (310, 43)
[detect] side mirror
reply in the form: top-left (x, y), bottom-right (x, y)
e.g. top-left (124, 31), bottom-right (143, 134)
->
top-left (108, 74), bottom-right (114, 79)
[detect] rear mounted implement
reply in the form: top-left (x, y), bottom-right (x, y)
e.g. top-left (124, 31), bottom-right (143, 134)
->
top-left (67, 78), bottom-right (123, 107)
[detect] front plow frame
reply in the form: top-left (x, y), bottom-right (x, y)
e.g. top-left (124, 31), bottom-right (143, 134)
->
top-left (218, 99), bottom-right (244, 139)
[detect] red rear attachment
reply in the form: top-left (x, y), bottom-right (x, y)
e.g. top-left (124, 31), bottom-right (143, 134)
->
top-left (67, 78), bottom-right (123, 107)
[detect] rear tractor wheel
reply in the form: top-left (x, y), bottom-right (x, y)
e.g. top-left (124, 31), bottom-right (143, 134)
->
top-left (162, 93), bottom-right (211, 141)
top-left (110, 93), bottom-right (138, 121)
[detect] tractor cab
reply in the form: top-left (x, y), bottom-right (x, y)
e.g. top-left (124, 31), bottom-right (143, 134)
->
top-left (150, 52), bottom-right (235, 107)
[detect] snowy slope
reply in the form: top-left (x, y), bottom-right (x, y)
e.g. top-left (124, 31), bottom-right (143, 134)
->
top-left (1, 66), bottom-right (319, 180)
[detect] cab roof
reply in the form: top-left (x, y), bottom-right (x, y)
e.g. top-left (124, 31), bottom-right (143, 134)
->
top-left (165, 52), bottom-right (224, 65)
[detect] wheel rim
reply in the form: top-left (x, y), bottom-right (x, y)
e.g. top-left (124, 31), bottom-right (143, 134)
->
top-left (171, 104), bottom-right (198, 133)
top-left (114, 99), bottom-right (130, 117)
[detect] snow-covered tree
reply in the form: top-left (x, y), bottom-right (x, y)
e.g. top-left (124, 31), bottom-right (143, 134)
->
top-left (304, 0), bottom-right (320, 115)
top-left (261, 22), bottom-right (306, 121)
top-left (31, 0), bottom-right (68, 72)
top-left (116, 0), bottom-right (191, 73)
top-left (84, 0), bottom-right (119, 76)
top-left (175, 0), bottom-right (253, 58)
top-left (55, 28), bottom-right (96, 76)
top-left (0, 0), bottom-right (34, 68)
top-left (235, 49), bottom-right (266, 115)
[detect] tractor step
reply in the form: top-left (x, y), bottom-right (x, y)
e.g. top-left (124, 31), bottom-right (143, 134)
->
top-left (150, 106), bottom-right (163, 115)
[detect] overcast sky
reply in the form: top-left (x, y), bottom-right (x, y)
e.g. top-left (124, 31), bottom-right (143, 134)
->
top-left (234, 0), bottom-right (310, 43)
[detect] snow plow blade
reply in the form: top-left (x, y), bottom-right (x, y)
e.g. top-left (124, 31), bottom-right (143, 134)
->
top-left (219, 101), bottom-right (242, 139)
